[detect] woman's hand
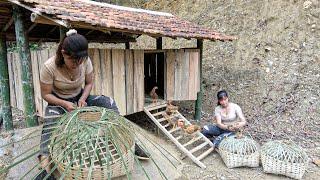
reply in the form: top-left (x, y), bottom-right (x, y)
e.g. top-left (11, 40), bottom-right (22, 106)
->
top-left (233, 122), bottom-right (242, 129)
top-left (78, 99), bottom-right (87, 108)
top-left (64, 101), bottom-right (76, 112)
top-left (227, 125), bottom-right (236, 131)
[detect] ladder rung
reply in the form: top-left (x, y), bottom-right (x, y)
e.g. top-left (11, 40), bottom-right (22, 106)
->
top-left (152, 111), bottom-right (165, 116)
top-left (183, 136), bottom-right (202, 147)
top-left (197, 147), bottom-right (214, 161)
top-left (146, 103), bottom-right (168, 111)
top-left (176, 135), bottom-right (183, 141)
top-left (190, 141), bottom-right (209, 154)
top-left (157, 117), bottom-right (167, 123)
top-left (163, 123), bottom-right (170, 128)
top-left (169, 127), bottom-right (181, 134)
top-left (157, 114), bottom-right (177, 122)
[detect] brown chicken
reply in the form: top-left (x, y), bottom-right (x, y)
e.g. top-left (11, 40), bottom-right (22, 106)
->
top-left (149, 86), bottom-right (158, 104)
top-left (166, 100), bottom-right (178, 115)
top-left (235, 128), bottom-right (244, 139)
top-left (162, 112), bottom-right (180, 129)
top-left (177, 119), bottom-right (201, 135)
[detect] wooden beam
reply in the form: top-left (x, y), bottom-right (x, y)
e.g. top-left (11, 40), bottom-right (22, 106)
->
top-left (0, 34), bottom-right (13, 131)
top-left (5, 33), bottom-right (137, 43)
top-left (194, 39), bottom-right (203, 120)
top-left (2, 17), bottom-right (13, 32)
top-left (27, 23), bottom-right (37, 34)
top-left (85, 30), bottom-right (95, 36)
top-left (13, 5), bottom-right (38, 127)
top-left (30, 13), bottom-right (69, 27)
top-left (125, 42), bottom-right (130, 49)
top-left (156, 37), bottom-right (162, 50)
top-left (59, 26), bottom-right (67, 42)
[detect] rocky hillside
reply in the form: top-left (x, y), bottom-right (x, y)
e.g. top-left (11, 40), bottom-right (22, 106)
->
top-left (127, 0), bottom-right (320, 152)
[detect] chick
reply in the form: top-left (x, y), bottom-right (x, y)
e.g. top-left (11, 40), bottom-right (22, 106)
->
top-left (150, 86), bottom-right (158, 104)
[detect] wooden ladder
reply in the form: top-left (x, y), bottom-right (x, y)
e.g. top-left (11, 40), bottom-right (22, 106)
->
top-left (144, 102), bottom-right (214, 169)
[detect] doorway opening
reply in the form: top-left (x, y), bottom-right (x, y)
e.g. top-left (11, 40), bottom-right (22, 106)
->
top-left (144, 52), bottom-right (165, 105)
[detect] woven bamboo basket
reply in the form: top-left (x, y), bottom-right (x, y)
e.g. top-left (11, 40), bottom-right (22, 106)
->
top-left (218, 134), bottom-right (260, 168)
top-left (49, 107), bottom-right (135, 179)
top-left (261, 141), bottom-right (309, 179)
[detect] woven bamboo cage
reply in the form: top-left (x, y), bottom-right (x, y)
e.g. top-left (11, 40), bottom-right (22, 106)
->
top-left (261, 140), bottom-right (309, 179)
top-left (218, 134), bottom-right (260, 168)
top-left (49, 107), bottom-right (135, 179)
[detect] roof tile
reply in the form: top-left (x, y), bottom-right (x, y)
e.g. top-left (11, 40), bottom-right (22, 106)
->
top-left (13, 0), bottom-right (235, 41)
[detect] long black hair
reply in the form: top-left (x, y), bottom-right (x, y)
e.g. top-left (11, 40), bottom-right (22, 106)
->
top-left (217, 90), bottom-right (228, 105)
top-left (55, 30), bottom-right (88, 67)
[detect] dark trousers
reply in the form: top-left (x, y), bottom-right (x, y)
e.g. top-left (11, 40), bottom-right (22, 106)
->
top-left (201, 124), bottom-right (234, 148)
top-left (39, 94), bottom-right (119, 156)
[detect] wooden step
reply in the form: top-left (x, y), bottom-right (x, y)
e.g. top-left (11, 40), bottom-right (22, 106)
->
top-left (157, 117), bottom-right (167, 123)
top-left (163, 123), bottom-right (170, 128)
top-left (176, 135), bottom-right (183, 141)
top-left (169, 127), bottom-right (181, 134)
top-left (145, 103), bottom-right (167, 111)
top-left (189, 141), bottom-right (209, 154)
top-left (152, 111), bottom-right (165, 117)
top-left (197, 147), bottom-right (214, 161)
top-left (183, 136), bottom-right (202, 147)
top-left (157, 113), bottom-right (180, 122)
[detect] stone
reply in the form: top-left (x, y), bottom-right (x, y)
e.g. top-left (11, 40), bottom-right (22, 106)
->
top-left (303, 1), bottom-right (312, 9)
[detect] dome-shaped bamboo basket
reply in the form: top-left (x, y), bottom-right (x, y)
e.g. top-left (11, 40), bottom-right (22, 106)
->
top-left (49, 107), bottom-right (135, 179)
top-left (218, 134), bottom-right (260, 168)
top-left (261, 141), bottom-right (309, 179)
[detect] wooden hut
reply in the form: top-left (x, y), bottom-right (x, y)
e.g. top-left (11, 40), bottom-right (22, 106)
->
top-left (0, 0), bottom-right (234, 128)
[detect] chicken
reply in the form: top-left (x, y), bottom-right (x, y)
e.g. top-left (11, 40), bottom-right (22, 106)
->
top-left (235, 128), bottom-right (244, 139)
top-left (162, 112), bottom-right (180, 129)
top-left (149, 86), bottom-right (158, 104)
top-left (177, 119), bottom-right (201, 136)
top-left (166, 100), bottom-right (178, 115)
top-left (184, 124), bottom-right (201, 134)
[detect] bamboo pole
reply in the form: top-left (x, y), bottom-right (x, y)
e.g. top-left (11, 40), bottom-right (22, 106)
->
top-left (13, 5), bottom-right (38, 127)
top-left (0, 34), bottom-right (13, 130)
top-left (194, 39), bottom-right (203, 120)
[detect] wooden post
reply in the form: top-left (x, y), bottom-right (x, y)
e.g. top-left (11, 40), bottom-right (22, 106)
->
top-left (0, 34), bottom-right (13, 130)
top-left (13, 5), bottom-right (38, 127)
top-left (156, 37), bottom-right (162, 49)
top-left (59, 26), bottom-right (67, 42)
top-left (194, 39), bottom-right (203, 120)
top-left (125, 42), bottom-right (130, 49)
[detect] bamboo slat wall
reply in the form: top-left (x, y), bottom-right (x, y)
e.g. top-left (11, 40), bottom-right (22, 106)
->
top-left (166, 49), bottom-right (200, 100)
